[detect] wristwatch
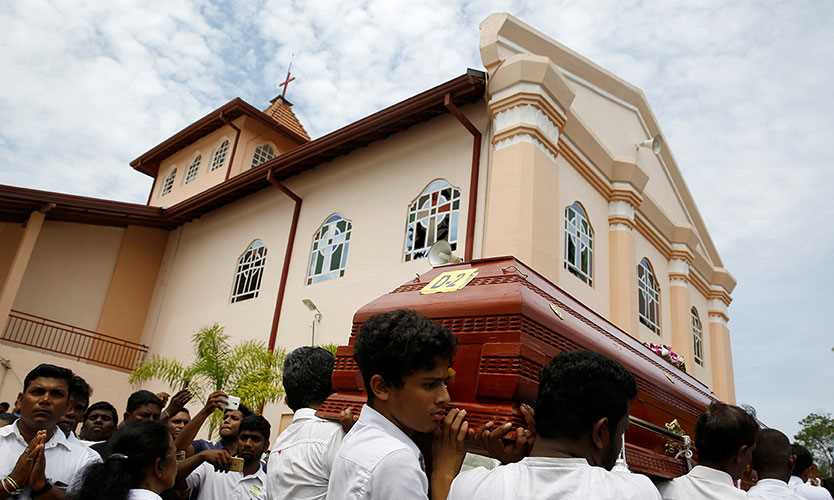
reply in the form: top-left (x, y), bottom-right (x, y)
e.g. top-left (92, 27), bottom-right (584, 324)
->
top-left (31, 480), bottom-right (52, 497)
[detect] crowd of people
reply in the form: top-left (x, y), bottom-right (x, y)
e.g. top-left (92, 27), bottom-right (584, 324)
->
top-left (0, 308), bottom-right (832, 500)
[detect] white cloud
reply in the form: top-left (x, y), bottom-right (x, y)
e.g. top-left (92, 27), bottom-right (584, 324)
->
top-left (2, 0), bottom-right (833, 438)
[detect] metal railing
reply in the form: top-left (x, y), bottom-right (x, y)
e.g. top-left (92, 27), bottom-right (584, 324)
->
top-left (1, 310), bottom-right (148, 371)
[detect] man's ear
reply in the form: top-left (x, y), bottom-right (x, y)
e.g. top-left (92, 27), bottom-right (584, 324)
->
top-left (369, 374), bottom-right (390, 402)
top-left (15, 392), bottom-right (22, 406)
top-left (788, 454), bottom-right (797, 472)
top-left (591, 417), bottom-right (610, 450)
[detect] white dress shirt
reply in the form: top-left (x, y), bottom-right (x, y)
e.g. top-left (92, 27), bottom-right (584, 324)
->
top-left (658, 465), bottom-right (746, 499)
top-left (186, 461), bottom-right (267, 499)
top-left (266, 408), bottom-right (344, 500)
top-left (748, 478), bottom-right (806, 499)
top-left (449, 456), bottom-right (661, 500)
top-left (0, 421), bottom-right (101, 499)
top-left (128, 489), bottom-right (163, 500)
top-left (789, 476), bottom-right (834, 500)
top-left (326, 405), bottom-right (427, 500)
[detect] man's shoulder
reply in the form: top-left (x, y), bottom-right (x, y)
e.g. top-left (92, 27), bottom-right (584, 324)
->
top-left (273, 416), bottom-right (343, 449)
top-left (338, 425), bottom-right (416, 469)
top-left (795, 483), bottom-right (834, 500)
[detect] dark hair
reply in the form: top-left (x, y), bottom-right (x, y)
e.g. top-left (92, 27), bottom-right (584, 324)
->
top-left (695, 402), bottom-right (759, 463)
top-left (0, 402), bottom-right (9, 411)
top-left (752, 429), bottom-right (791, 477)
top-left (0, 413), bottom-right (15, 425)
top-left (535, 350), bottom-right (637, 439)
top-left (239, 415), bottom-right (271, 442)
top-left (74, 420), bottom-right (172, 500)
top-left (125, 390), bottom-right (163, 413)
top-left (791, 443), bottom-right (814, 476)
top-left (283, 346), bottom-right (335, 411)
top-left (84, 401), bottom-right (119, 426)
top-left (173, 408), bottom-right (190, 417)
top-left (225, 404), bottom-right (253, 418)
top-left (23, 364), bottom-right (73, 392)
top-left (354, 309), bottom-right (456, 400)
top-left (69, 375), bottom-right (93, 403)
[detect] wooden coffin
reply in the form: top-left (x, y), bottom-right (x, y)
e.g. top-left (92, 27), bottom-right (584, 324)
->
top-left (320, 257), bottom-right (716, 478)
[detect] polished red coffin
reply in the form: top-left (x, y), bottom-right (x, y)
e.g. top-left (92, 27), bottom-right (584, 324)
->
top-left (320, 257), bottom-right (716, 478)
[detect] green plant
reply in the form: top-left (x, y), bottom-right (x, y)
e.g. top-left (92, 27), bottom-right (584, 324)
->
top-left (320, 343), bottom-right (339, 356)
top-left (795, 412), bottom-right (834, 477)
top-left (130, 323), bottom-right (285, 438)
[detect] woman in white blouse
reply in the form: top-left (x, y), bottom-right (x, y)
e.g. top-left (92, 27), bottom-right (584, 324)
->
top-left (73, 420), bottom-right (177, 500)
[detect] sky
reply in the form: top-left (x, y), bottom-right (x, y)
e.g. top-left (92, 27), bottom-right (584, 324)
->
top-left (2, 0), bottom-right (833, 438)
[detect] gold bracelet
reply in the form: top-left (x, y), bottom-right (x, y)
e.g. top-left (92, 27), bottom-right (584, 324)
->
top-left (5, 475), bottom-right (19, 490)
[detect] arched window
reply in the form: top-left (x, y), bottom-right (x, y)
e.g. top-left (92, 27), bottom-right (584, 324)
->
top-left (691, 307), bottom-right (704, 366)
top-left (307, 213), bottom-right (352, 285)
top-left (210, 139), bottom-right (230, 172)
top-left (251, 144), bottom-right (275, 168)
top-left (403, 179), bottom-right (461, 262)
top-left (638, 258), bottom-right (661, 334)
top-left (564, 201), bottom-right (593, 285)
top-left (184, 155), bottom-right (201, 184)
top-left (160, 168), bottom-right (177, 197)
top-left (231, 240), bottom-right (267, 303)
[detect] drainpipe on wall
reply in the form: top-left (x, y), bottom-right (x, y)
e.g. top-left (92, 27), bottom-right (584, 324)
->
top-left (266, 169), bottom-right (302, 352)
top-left (444, 93), bottom-right (482, 262)
top-left (222, 112), bottom-right (243, 182)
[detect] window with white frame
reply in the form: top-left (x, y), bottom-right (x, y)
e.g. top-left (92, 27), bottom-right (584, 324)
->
top-left (184, 155), bottom-right (201, 184)
top-left (231, 240), bottom-right (267, 303)
top-left (404, 179), bottom-right (461, 262)
top-left (251, 144), bottom-right (275, 168)
top-left (691, 307), bottom-right (704, 366)
top-left (160, 168), bottom-right (177, 197)
top-left (638, 258), bottom-right (661, 334)
top-left (564, 201), bottom-right (593, 285)
top-left (210, 139), bottom-right (230, 171)
top-left (307, 213), bottom-right (352, 285)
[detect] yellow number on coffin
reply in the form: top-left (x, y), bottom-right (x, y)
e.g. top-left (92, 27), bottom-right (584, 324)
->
top-left (420, 269), bottom-right (479, 295)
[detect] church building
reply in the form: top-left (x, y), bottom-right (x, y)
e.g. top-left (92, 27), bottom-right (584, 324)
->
top-left (0, 14), bottom-right (737, 419)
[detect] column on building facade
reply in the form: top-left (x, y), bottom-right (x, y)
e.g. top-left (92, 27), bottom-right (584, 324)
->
top-left (668, 244), bottom-right (695, 369)
top-left (708, 295), bottom-right (736, 403)
top-left (0, 211), bottom-right (45, 332)
top-left (481, 54), bottom-right (574, 279)
top-left (607, 186), bottom-right (640, 334)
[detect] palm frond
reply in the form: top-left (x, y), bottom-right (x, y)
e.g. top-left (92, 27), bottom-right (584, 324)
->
top-left (129, 357), bottom-right (187, 388)
top-left (320, 343), bottom-right (339, 356)
top-left (192, 323), bottom-right (231, 364)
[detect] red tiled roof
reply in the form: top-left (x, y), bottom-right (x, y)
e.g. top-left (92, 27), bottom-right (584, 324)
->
top-left (264, 96), bottom-right (310, 141)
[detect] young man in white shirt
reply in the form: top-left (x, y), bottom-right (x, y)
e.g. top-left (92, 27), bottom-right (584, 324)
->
top-left (788, 444), bottom-right (834, 500)
top-left (266, 346), bottom-right (344, 500)
top-left (78, 401), bottom-right (118, 445)
top-left (326, 309), bottom-right (470, 500)
top-left (748, 429), bottom-right (805, 500)
top-left (177, 415), bottom-right (271, 499)
top-left (0, 363), bottom-right (100, 499)
top-left (57, 375), bottom-right (91, 442)
top-left (658, 402), bottom-right (758, 500)
top-left (449, 350), bottom-right (660, 500)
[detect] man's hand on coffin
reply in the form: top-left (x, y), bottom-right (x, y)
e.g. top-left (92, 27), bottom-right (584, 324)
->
top-left (339, 408), bottom-right (359, 433)
top-left (431, 408), bottom-right (470, 499)
top-left (478, 403), bottom-right (536, 464)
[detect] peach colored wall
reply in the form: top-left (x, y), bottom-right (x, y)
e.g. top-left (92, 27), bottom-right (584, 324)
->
top-left (633, 231), bottom-right (673, 346)
top-left (96, 226), bottom-right (170, 343)
top-left (688, 285), bottom-right (711, 386)
top-left (567, 81), bottom-right (691, 227)
top-left (0, 343), bottom-right (131, 415)
top-left (149, 116), bottom-right (307, 209)
top-left (149, 119), bottom-right (243, 208)
top-left (0, 222), bottom-right (24, 287)
top-left (555, 154), bottom-right (611, 317)
top-left (229, 118), bottom-right (303, 178)
top-left (141, 106), bottom-right (480, 404)
top-left (13, 221), bottom-right (123, 330)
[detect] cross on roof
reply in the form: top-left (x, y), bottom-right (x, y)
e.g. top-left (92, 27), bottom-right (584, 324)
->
top-left (279, 62), bottom-right (295, 99)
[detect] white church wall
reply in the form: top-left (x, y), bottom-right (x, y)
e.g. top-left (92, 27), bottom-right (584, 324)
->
top-left (138, 106), bottom-right (481, 413)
